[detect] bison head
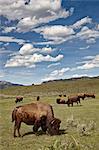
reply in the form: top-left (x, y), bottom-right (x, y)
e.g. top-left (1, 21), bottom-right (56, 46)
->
top-left (47, 118), bottom-right (61, 135)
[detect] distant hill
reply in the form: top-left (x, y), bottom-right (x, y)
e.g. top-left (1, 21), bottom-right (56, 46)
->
top-left (0, 76), bottom-right (99, 92)
top-left (1, 76), bottom-right (99, 96)
top-left (42, 76), bottom-right (99, 84)
top-left (0, 81), bottom-right (23, 89)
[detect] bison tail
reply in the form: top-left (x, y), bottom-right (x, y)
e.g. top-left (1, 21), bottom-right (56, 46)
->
top-left (12, 108), bottom-right (17, 122)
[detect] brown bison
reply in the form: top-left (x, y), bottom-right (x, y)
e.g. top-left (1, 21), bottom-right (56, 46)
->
top-left (84, 93), bottom-right (95, 99)
top-left (15, 96), bottom-right (23, 103)
top-left (66, 96), bottom-right (81, 107)
top-left (56, 98), bottom-right (66, 104)
top-left (77, 94), bottom-right (86, 100)
top-left (12, 102), bottom-right (61, 137)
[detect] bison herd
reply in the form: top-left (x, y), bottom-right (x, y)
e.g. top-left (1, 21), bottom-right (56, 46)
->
top-left (12, 93), bottom-right (95, 137)
top-left (56, 93), bottom-right (95, 106)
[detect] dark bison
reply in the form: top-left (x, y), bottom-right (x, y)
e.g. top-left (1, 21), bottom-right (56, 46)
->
top-left (78, 94), bottom-right (86, 100)
top-left (66, 96), bottom-right (81, 107)
top-left (12, 102), bottom-right (61, 137)
top-left (56, 98), bottom-right (66, 104)
top-left (15, 96), bottom-right (23, 103)
top-left (84, 93), bottom-right (95, 98)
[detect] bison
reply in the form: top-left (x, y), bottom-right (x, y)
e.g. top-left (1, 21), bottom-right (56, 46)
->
top-left (15, 96), bottom-right (23, 103)
top-left (78, 94), bottom-right (86, 100)
top-left (12, 102), bottom-right (61, 137)
top-left (56, 98), bottom-right (66, 104)
top-left (66, 96), bottom-right (81, 107)
top-left (84, 93), bottom-right (95, 99)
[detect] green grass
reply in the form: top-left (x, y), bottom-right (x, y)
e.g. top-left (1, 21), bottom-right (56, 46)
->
top-left (0, 78), bottom-right (99, 150)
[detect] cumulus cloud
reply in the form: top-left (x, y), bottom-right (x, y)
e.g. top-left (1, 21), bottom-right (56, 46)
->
top-left (42, 67), bottom-right (70, 81)
top-left (2, 27), bottom-right (16, 33)
top-left (0, 0), bottom-right (74, 32)
top-left (5, 53), bottom-right (63, 68)
top-left (76, 26), bottom-right (99, 43)
top-left (17, 8), bottom-right (73, 32)
top-left (0, 36), bottom-right (25, 44)
top-left (72, 16), bottom-right (92, 29)
top-left (86, 38), bottom-right (96, 44)
top-left (77, 55), bottom-right (99, 70)
top-left (19, 43), bottom-right (56, 55)
top-left (5, 43), bottom-right (63, 68)
top-left (19, 43), bottom-right (37, 55)
top-left (35, 25), bottom-right (75, 44)
top-left (34, 16), bottom-right (99, 45)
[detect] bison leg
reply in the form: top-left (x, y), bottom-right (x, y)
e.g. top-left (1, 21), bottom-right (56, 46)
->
top-left (67, 102), bottom-right (70, 107)
top-left (17, 122), bottom-right (21, 137)
top-left (33, 120), bottom-right (41, 133)
top-left (14, 121), bottom-right (17, 137)
top-left (71, 102), bottom-right (73, 107)
top-left (41, 116), bottom-right (47, 132)
top-left (13, 121), bottom-right (21, 137)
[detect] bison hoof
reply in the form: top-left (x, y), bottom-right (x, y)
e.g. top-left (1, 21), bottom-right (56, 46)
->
top-left (14, 135), bottom-right (17, 138)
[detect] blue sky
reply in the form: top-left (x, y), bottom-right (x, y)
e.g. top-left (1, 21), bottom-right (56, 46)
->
top-left (0, 0), bottom-right (99, 85)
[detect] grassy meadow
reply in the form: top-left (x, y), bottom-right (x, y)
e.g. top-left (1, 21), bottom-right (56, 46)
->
top-left (0, 78), bottom-right (99, 150)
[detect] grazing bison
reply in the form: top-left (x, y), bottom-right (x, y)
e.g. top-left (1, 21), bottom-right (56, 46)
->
top-left (15, 96), bottom-right (23, 103)
top-left (78, 94), bottom-right (86, 100)
top-left (56, 98), bottom-right (66, 104)
top-left (66, 96), bottom-right (81, 107)
top-left (12, 102), bottom-right (61, 137)
top-left (84, 93), bottom-right (95, 99)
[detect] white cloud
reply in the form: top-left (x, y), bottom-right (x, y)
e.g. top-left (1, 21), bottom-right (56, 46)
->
top-left (77, 55), bottom-right (99, 70)
top-left (42, 67), bottom-right (70, 81)
top-left (79, 45), bottom-right (90, 50)
top-left (5, 52), bottom-right (63, 68)
top-left (17, 8), bottom-right (73, 32)
top-left (86, 38), bottom-right (96, 44)
top-left (33, 16), bottom-right (99, 45)
top-left (72, 16), bottom-right (92, 29)
top-left (83, 55), bottom-right (95, 60)
top-left (35, 25), bottom-right (75, 44)
top-left (19, 43), bottom-right (37, 55)
top-left (19, 43), bottom-right (56, 55)
top-left (47, 62), bottom-right (60, 68)
top-left (2, 27), bottom-right (16, 33)
top-left (72, 74), bottom-right (88, 78)
top-left (96, 24), bottom-right (99, 30)
top-left (0, 0), bottom-right (74, 32)
top-left (41, 47), bottom-right (56, 54)
top-left (0, 36), bottom-right (25, 44)
top-left (76, 26), bottom-right (99, 42)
